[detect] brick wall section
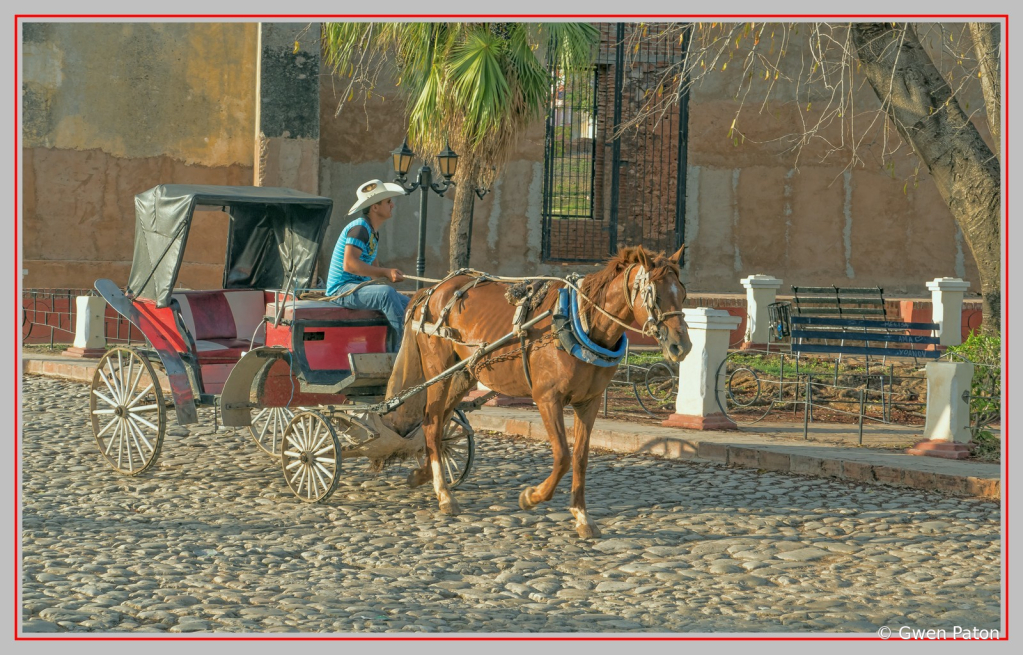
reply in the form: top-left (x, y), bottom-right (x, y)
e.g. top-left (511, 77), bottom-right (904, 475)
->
top-left (548, 24), bottom-right (684, 263)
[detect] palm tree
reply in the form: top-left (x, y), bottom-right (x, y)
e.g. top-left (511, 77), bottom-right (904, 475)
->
top-left (322, 22), bottom-right (600, 269)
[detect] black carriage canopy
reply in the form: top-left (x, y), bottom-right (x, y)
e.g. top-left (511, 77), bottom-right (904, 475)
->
top-left (126, 184), bottom-right (334, 308)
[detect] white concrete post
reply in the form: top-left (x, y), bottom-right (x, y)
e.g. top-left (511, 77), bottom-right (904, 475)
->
top-left (740, 274), bottom-right (783, 345)
top-left (926, 277), bottom-right (970, 347)
top-left (922, 361), bottom-right (974, 444)
top-left (63, 295), bottom-right (107, 358)
top-left (908, 361), bottom-right (976, 458)
top-left (663, 308), bottom-right (741, 430)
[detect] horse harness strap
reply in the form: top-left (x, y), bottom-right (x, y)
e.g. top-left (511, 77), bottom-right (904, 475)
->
top-left (412, 274), bottom-right (490, 341)
top-left (510, 287), bottom-right (540, 391)
top-left (411, 274), bottom-right (551, 387)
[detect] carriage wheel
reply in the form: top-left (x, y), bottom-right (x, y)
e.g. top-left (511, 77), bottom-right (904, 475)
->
top-left (281, 410), bottom-right (341, 503)
top-left (715, 352), bottom-right (777, 424)
top-left (416, 410), bottom-right (476, 489)
top-left (90, 347), bottom-right (166, 475)
top-left (248, 406), bottom-right (294, 457)
top-left (644, 362), bottom-right (678, 407)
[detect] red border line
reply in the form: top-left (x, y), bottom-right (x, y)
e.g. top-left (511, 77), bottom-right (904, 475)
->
top-left (13, 11), bottom-right (19, 644)
top-left (1003, 13), bottom-right (1009, 638)
top-left (11, 14), bottom-right (1013, 19)
top-left (12, 12), bottom-right (1010, 642)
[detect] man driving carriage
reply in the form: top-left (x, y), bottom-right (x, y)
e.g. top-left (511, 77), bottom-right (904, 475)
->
top-left (326, 179), bottom-right (411, 351)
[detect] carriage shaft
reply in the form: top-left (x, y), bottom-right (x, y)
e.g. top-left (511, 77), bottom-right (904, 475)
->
top-left (381, 310), bottom-right (553, 414)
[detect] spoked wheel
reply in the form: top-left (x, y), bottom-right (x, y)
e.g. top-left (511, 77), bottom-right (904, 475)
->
top-left (715, 352), bottom-right (779, 424)
top-left (416, 410), bottom-right (476, 489)
top-left (90, 347), bottom-right (166, 475)
top-left (281, 410), bottom-right (341, 503)
top-left (641, 361), bottom-right (678, 410)
top-left (249, 406), bottom-right (294, 457)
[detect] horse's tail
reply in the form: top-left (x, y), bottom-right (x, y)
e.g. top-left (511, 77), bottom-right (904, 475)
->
top-left (381, 292), bottom-right (429, 436)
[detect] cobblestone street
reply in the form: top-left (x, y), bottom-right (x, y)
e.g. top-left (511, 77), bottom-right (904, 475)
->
top-left (20, 376), bottom-right (1002, 634)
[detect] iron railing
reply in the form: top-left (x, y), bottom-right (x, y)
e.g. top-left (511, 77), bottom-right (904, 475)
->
top-left (542, 22), bottom-right (691, 262)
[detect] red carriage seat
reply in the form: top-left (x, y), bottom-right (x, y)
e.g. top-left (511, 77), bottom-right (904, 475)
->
top-left (171, 290), bottom-right (268, 363)
top-left (266, 298), bottom-right (388, 323)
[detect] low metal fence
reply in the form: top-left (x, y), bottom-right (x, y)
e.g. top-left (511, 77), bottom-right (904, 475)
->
top-left (22, 288), bottom-right (89, 347)
top-left (22, 288), bottom-right (145, 348)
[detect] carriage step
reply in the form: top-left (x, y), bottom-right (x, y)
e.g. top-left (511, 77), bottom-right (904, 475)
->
top-left (348, 353), bottom-right (397, 381)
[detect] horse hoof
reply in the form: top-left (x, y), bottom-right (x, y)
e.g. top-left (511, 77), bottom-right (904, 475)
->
top-left (407, 469), bottom-right (428, 488)
top-left (518, 486), bottom-right (537, 511)
top-left (439, 498), bottom-right (460, 516)
top-left (576, 521), bottom-right (601, 539)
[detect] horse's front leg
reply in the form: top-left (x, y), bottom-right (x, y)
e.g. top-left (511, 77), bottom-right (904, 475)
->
top-left (569, 397), bottom-right (602, 539)
top-left (519, 397), bottom-right (571, 511)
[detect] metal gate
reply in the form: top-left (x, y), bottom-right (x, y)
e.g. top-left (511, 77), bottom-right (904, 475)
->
top-left (542, 23), bottom-right (691, 263)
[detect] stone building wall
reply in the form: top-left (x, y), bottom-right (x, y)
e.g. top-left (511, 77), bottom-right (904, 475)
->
top-left (21, 22), bottom-right (258, 291)
top-left (21, 21), bottom-right (992, 301)
top-left (319, 22), bottom-right (989, 297)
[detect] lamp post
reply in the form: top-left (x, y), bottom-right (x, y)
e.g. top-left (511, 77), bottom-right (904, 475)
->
top-left (466, 182), bottom-right (491, 265)
top-left (391, 138), bottom-right (458, 290)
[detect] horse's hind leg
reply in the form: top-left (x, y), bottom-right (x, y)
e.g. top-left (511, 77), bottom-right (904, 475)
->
top-left (519, 397), bottom-right (571, 511)
top-left (421, 374), bottom-right (460, 515)
top-left (407, 371), bottom-right (474, 490)
top-left (569, 397), bottom-right (602, 539)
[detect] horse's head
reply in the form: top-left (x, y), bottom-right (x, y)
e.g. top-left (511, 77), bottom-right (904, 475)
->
top-left (624, 246), bottom-right (692, 363)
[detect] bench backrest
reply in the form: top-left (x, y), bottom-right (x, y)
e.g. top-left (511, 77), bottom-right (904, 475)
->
top-left (171, 290), bottom-right (267, 342)
top-left (789, 286), bottom-right (941, 359)
top-left (791, 286), bottom-right (887, 319)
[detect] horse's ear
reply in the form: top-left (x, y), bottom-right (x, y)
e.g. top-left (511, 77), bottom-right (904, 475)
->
top-left (637, 246), bottom-right (653, 269)
top-left (669, 244), bottom-right (685, 265)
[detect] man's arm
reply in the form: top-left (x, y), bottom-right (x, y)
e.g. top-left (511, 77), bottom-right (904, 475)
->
top-left (343, 245), bottom-right (404, 282)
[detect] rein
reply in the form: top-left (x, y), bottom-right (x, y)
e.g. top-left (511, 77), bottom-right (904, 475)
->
top-left (319, 266), bottom-right (684, 340)
top-left (403, 269), bottom-right (682, 339)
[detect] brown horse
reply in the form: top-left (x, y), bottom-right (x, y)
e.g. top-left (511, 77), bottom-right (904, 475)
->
top-left (384, 245), bottom-right (691, 538)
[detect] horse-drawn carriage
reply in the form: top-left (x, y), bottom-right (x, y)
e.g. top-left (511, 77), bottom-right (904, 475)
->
top-left (90, 184), bottom-right (493, 502)
top-left (91, 183), bottom-right (692, 538)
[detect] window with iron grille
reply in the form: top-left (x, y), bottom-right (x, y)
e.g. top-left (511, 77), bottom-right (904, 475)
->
top-left (542, 23), bottom-right (691, 263)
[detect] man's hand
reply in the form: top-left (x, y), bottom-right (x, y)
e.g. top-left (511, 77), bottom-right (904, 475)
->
top-left (388, 268), bottom-right (405, 283)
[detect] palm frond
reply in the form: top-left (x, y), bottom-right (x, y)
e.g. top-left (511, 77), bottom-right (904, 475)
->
top-left (542, 22), bottom-right (601, 72)
top-left (322, 21), bottom-right (599, 184)
top-left (447, 29), bottom-right (511, 144)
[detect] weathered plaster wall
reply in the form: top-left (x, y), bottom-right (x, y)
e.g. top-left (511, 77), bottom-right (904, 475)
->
top-left (317, 23), bottom-right (988, 297)
top-left (23, 21), bottom-right (992, 299)
top-left (681, 22), bottom-right (986, 294)
top-left (22, 22), bottom-right (257, 290)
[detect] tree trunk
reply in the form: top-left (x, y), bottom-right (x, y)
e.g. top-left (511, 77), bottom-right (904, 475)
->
top-left (448, 160), bottom-right (479, 271)
top-left (969, 22), bottom-right (1001, 163)
top-left (851, 23), bottom-right (1001, 334)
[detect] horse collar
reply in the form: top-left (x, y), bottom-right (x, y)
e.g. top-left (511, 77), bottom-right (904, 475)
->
top-left (553, 288), bottom-right (627, 367)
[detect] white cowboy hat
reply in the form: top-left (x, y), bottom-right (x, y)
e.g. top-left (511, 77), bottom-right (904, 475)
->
top-left (347, 179), bottom-right (407, 215)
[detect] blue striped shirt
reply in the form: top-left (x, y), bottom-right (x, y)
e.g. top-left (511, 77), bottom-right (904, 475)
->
top-left (327, 218), bottom-right (378, 295)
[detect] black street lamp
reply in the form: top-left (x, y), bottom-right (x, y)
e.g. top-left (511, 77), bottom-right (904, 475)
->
top-left (466, 181), bottom-right (492, 265)
top-left (391, 137), bottom-right (459, 289)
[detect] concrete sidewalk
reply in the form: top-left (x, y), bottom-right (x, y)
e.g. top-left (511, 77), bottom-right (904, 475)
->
top-left (21, 351), bottom-right (1001, 501)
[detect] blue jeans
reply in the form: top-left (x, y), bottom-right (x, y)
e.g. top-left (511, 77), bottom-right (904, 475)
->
top-left (331, 283), bottom-right (410, 351)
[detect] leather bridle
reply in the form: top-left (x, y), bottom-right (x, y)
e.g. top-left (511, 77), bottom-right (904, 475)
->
top-left (622, 263), bottom-right (687, 338)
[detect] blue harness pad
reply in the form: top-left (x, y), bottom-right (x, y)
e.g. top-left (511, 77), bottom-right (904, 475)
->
top-left (557, 288), bottom-right (627, 367)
